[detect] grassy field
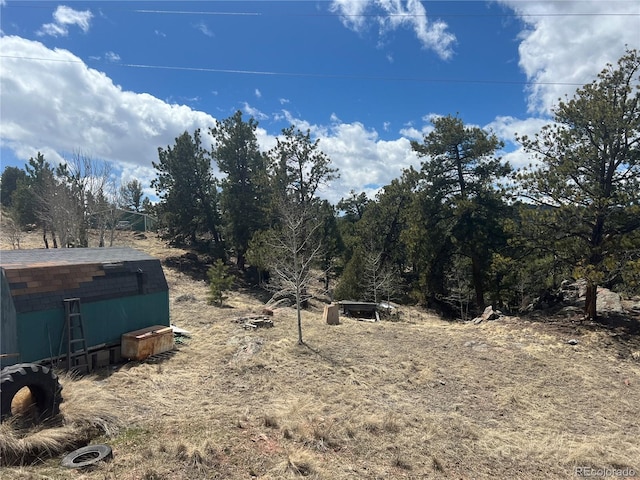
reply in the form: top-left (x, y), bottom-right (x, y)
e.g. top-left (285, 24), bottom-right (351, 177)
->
top-left (1, 228), bottom-right (639, 479)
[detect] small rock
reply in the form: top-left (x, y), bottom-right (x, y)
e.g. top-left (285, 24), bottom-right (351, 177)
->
top-left (175, 294), bottom-right (197, 303)
top-left (567, 339), bottom-right (579, 345)
top-left (559, 306), bottom-right (582, 317)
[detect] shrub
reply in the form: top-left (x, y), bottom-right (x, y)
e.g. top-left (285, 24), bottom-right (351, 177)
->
top-left (207, 259), bottom-right (233, 306)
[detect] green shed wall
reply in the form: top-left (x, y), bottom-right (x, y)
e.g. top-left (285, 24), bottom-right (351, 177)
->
top-left (2, 247), bottom-right (170, 366)
top-left (1, 269), bottom-right (18, 368)
top-left (117, 211), bottom-right (156, 232)
top-left (15, 291), bottom-right (169, 364)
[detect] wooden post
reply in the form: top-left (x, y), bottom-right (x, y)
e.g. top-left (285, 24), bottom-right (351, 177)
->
top-left (323, 303), bottom-right (340, 325)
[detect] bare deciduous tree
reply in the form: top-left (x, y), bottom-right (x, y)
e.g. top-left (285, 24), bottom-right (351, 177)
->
top-left (49, 153), bottom-right (115, 247)
top-left (1, 210), bottom-right (23, 249)
top-left (265, 199), bottom-right (323, 345)
top-left (363, 249), bottom-right (403, 305)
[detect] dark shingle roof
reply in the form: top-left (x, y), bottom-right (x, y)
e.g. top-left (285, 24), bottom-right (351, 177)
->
top-left (0, 247), bottom-right (156, 269)
top-left (0, 247), bottom-right (168, 313)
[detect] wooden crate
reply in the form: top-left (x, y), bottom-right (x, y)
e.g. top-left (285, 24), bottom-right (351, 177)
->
top-left (121, 325), bottom-right (174, 361)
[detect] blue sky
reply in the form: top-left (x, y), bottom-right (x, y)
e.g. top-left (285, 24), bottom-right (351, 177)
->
top-left (1, 1), bottom-right (638, 203)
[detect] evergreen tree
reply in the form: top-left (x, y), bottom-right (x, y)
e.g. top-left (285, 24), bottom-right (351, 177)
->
top-left (410, 115), bottom-right (511, 309)
top-left (120, 179), bottom-right (144, 212)
top-left (152, 130), bottom-right (221, 248)
top-left (337, 190), bottom-right (369, 222)
top-left (518, 49), bottom-right (640, 320)
top-left (210, 111), bottom-right (269, 269)
top-left (207, 259), bottom-right (234, 306)
top-left (316, 199), bottom-right (344, 292)
top-left (0, 166), bottom-right (27, 208)
top-left (20, 153), bottom-right (59, 248)
top-left (334, 246), bottom-right (365, 301)
top-left (269, 126), bottom-right (338, 208)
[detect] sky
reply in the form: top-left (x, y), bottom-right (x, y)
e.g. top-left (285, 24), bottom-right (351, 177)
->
top-left (0, 1), bottom-right (639, 204)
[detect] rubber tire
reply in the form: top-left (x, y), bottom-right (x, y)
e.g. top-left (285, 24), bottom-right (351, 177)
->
top-left (61, 444), bottom-right (113, 468)
top-left (0, 363), bottom-right (63, 422)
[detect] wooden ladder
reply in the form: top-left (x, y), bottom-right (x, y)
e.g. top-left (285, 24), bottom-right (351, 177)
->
top-left (64, 298), bottom-right (90, 374)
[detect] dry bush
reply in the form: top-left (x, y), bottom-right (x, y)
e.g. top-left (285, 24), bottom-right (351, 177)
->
top-left (271, 449), bottom-right (320, 478)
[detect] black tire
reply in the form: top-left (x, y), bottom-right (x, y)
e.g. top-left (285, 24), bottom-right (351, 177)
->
top-left (0, 363), bottom-right (63, 422)
top-left (61, 444), bottom-right (113, 468)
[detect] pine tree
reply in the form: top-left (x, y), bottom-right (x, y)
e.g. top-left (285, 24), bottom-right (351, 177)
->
top-left (518, 49), bottom-right (640, 320)
top-left (411, 115), bottom-right (511, 309)
top-left (152, 130), bottom-right (221, 248)
top-left (210, 111), bottom-right (269, 269)
top-left (207, 259), bottom-right (234, 306)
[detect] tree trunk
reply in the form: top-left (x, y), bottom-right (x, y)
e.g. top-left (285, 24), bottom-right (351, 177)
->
top-left (585, 283), bottom-right (598, 321)
top-left (585, 215), bottom-right (604, 321)
top-left (471, 254), bottom-right (485, 309)
top-left (296, 285), bottom-right (303, 345)
top-left (237, 252), bottom-right (246, 271)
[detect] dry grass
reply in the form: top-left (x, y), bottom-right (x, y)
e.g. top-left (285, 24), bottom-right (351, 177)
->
top-left (0, 374), bottom-right (123, 468)
top-left (1, 230), bottom-right (640, 478)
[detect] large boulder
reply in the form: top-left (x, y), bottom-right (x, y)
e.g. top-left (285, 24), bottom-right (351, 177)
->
top-left (472, 305), bottom-right (501, 324)
top-left (596, 287), bottom-right (624, 314)
top-left (559, 280), bottom-right (624, 314)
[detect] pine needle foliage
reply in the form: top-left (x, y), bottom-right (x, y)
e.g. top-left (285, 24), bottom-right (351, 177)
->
top-left (207, 259), bottom-right (234, 306)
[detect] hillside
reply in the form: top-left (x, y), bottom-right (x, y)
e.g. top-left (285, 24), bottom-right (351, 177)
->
top-left (1, 229), bottom-right (639, 479)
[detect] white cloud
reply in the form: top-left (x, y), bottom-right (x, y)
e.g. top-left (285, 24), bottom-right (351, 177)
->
top-left (38, 5), bottom-right (93, 37)
top-left (105, 51), bottom-right (120, 62)
top-left (330, 0), bottom-right (456, 60)
top-left (255, 126), bottom-right (277, 153)
top-left (498, 0), bottom-right (639, 115)
top-left (399, 114), bottom-right (438, 141)
top-left (255, 88), bottom-right (262, 98)
top-left (274, 111), bottom-right (421, 203)
top-left (195, 21), bottom-right (214, 37)
top-left (241, 102), bottom-right (269, 121)
top-left (39, 22), bottom-right (67, 37)
top-left (279, 98), bottom-right (290, 105)
top-left (486, 115), bottom-right (548, 146)
top-left (320, 122), bottom-right (421, 203)
top-left (0, 36), bottom-right (218, 185)
top-left (398, 126), bottom-right (425, 141)
top-left (485, 115), bottom-right (552, 171)
top-left (329, 0), bottom-right (369, 32)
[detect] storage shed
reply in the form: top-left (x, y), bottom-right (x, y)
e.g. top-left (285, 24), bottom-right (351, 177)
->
top-left (0, 247), bottom-right (169, 368)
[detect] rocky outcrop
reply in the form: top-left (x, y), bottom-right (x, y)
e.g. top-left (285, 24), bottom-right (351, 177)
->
top-left (472, 306), bottom-right (502, 324)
